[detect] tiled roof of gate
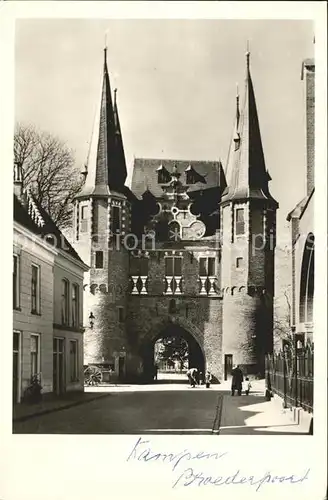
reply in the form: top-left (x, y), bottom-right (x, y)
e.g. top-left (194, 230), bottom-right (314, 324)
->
top-left (131, 158), bottom-right (226, 199)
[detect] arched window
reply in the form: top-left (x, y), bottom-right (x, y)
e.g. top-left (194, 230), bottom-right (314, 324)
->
top-left (299, 233), bottom-right (314, 323)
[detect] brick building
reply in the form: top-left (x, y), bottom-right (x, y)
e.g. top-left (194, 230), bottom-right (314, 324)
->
top-left (73, 48), bottom-right (278, 382)
top-left (287, 58), bottom-right (315, 344)
top-left (13, 164), bottom-right (89, 403)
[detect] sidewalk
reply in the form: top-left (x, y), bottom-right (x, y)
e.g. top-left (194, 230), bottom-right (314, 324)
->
top-left (216, 379), bottom-right (313, 435)
top-left (13, 390), bottom-right (111, 423)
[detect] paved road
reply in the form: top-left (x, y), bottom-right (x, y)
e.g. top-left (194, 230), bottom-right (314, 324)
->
top-left (13, 382), bottom-right (308, 435)
top-left (14, 386), bottom-right (222, 435)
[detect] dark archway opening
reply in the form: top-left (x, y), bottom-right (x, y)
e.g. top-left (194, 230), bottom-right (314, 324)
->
top-left (141, 324), bottom-right (205, 384)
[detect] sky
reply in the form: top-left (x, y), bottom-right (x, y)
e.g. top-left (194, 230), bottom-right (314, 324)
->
top-left (15, 19), bottom-right (314, 245)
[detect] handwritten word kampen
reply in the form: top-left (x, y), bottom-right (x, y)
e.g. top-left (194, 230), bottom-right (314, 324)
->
top-left (126, 438), bottom-right (310, 491)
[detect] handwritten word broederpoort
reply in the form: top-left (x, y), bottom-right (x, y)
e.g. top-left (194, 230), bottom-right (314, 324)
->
top-left (126, 438), bottom-right (227, 472)
top-left (173, 467), bottom-right (310, 491)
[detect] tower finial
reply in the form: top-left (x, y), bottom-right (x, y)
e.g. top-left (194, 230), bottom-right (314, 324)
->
top-left (104, 30), bottom-right (108, 62)
top-left (246, 40), bottom-right (250, 70)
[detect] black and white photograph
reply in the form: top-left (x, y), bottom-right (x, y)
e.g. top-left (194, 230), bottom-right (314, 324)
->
top-left (1, 4), bottom-right (327, 498)
top-left (11, 17), bottom-right (318, 436)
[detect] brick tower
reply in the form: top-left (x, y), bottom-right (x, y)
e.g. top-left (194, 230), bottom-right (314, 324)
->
top-left (220, 51), bottom-right (279, 377)
top-left (72, 48), bottom-right (131, 379)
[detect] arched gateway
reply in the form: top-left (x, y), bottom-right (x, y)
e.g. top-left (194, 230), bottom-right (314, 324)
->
top-left (140, 317), bottom-right (206, 382)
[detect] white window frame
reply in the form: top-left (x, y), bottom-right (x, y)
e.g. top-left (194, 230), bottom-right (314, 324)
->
top-left (30, 333), bottom-right (41, 379)
top-left (69, 340), bottom-right (78, 382)
top-left (61, 279), bottom-right (70, 326)
top-left (13, 254), bottom-right (20, 310)
top-left (31, 264), bottom-right (41, 314)
top-left (13, 330), bottom-right (22, 403)
top-left (72, 283), bottom-right (79, 328)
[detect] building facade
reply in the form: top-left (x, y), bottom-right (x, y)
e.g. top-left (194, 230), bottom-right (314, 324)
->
top-left (13, 165), bottom-right (89, 403)
top-left (73, 48), bottom-right (278, 382)
top-left (287, 58), bottom-right (315, 345)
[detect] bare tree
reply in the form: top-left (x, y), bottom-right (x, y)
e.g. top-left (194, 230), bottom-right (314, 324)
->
top-left (14, 123), bottom-right (83, 229)
top-left (274, 288), bottom-right (294, 351)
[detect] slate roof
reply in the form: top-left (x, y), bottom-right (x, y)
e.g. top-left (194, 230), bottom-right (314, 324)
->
top-left (76, 49), bottom-right (127, 198)
top-left (14, 193), bottom-right (87, 267)
top-left (131, 158), bottom-right (226, 200)
top-left (222, 53), bottom-right (278, 207)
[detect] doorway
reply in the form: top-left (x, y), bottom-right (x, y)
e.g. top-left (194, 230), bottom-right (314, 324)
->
top-left (53, 338), bottom-right (65, 395)
top-left (224, 354), bottom-right (233, 380)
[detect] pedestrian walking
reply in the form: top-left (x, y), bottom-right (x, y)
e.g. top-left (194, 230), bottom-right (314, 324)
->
top-left (231, 365), bottom-right (243, 396)
top-left (205, 370), bottom-right (212, 388)
top-left (186, 367), bottom-right (198, 387)
top-left (153, 364), bottom-right (158, 381)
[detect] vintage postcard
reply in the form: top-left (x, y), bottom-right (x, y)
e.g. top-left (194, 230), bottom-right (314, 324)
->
top-left (1, 2), bottom-right (327, 500)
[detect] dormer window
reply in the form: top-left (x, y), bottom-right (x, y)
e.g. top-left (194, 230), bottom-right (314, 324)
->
top-left (156, 165), bottom-right (171, 184)
top-left (185, 165), bottom-right (206, 185)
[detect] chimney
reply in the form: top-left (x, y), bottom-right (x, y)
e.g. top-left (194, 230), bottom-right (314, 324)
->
top-left (301, 59), bottom-right (315, 196)
top-left (13, 162), bottom-right (24, 200)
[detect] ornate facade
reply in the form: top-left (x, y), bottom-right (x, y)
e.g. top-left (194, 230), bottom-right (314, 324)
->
top-left (73, 48), bottom-right (278, 382)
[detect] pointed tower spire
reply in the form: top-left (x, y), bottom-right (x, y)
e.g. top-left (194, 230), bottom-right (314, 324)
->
top-left (76, 46), bottom-right (127, 198)
top-left (222, 49), bottom-right (277, 205)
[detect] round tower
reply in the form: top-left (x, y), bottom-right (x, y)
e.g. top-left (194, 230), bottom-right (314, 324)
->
top-left (220, 50), bottom-right (278, 377)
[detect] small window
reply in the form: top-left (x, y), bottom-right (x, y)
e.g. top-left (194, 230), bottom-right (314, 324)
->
top-left (165, 256), bottom-right (182, 276)
top-left (13, 254), bottom-right (20, 309)
top-left (31, 264), bottom-right (41, 314)
top-left (236, 257), bottom-right (243, 268)
top-left (235, 208), bottom-right (245, 235)
top-left (208, 257), bottom-right (215, 276)
top-left (199, 258), bottom-right (207, 277)
top-left (139, 257), bottom-right (149, 276)
top-left (61, 279), bottom-right (69, 325)
top-left (30, 334), bottom-right (40, 377)
top-left (95, 251), bottom-right (104, 269)
top-left (69, 340), bottom-right (78, 382)
top-left (117, 307), bottom-right (124, 323)
top-left (72, 284), bottom-right (79, 328)
top-left (199, 257), bottom-right (216, 276)
top-left (81, 205), bottom-right (88, 220)
top-left (112, 206), bottom-right (121, 233)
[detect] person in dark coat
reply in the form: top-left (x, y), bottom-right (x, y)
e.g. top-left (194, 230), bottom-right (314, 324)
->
top-left (231, 365), bottom-right (243, 396)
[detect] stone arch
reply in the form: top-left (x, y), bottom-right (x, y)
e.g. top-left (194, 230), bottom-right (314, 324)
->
top-left (143, 315), bottom-right (205, 353)
top-left (299, 233), bottom-right (314, 323)
top-left (231, 286), bottom-right (237, 295)
top-left (239, 286), bottom-right (246, 293)
top-left (141, 316), bottom-right (206, 382)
